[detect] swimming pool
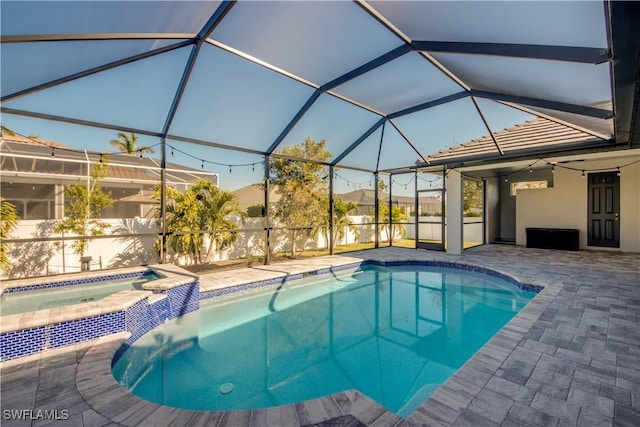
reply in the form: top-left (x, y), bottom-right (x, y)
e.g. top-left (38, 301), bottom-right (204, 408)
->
top-left (112, 263), bottom-right (537, 418)
top-left (0, 271), bottom-right (162, 316)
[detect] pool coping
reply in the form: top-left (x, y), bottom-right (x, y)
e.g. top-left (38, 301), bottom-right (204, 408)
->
top-left (75, 254), bottom-right (552, 426)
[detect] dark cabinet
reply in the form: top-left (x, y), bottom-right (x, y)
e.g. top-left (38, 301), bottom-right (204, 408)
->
top-left (526, 228), bottom-right (579, 251)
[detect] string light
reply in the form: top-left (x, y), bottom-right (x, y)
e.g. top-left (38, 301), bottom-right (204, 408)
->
top-left (3, 126), bottom-right (639, 180)
top-left (333, 172), bottom-right (377, 189)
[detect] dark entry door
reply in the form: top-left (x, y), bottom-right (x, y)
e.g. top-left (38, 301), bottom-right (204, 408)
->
top-left (587, 172), bottom-right (620, 247)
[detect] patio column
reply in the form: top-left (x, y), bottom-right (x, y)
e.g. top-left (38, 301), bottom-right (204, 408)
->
top-left (446, 169), bottom-right (463, 255)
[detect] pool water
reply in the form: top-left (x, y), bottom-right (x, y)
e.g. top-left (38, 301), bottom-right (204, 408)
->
top-left (112, 265), bottom-right (537, 418)
top-left (0, 272), bottom-right (161, 316)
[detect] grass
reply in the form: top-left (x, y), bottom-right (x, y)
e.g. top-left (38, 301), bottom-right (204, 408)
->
top-left (184, 240), bottom-right (484, 275)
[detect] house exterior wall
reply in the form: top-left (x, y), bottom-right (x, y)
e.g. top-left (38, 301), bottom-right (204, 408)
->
top-left (515, 156), bottom-right (640, 252)
top-left (499, 169), bottom-right (553, 241)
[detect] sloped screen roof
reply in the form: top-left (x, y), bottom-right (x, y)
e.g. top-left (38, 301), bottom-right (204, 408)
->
top-left (0, 0), bottom-right (630, 174)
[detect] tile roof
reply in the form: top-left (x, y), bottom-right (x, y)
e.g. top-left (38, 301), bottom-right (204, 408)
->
top-left (426, 117), bottom-right (605, 163)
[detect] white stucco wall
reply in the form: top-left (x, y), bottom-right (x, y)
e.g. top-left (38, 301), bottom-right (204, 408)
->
top-left (515, 155), bottom-right (640, 252)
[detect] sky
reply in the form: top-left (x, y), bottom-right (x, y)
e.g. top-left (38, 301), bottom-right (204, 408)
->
top-left (1, 1), bottom-right (611, 196)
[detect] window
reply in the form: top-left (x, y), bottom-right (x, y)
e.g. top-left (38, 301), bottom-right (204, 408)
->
top-left (511, 180), bottom-right (548, 196)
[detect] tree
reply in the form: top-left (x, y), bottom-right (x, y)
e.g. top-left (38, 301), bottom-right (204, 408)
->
top-left (109, 132), bottom-right (155, 155)
top-left (158, 179), bottom-right (242, 264)
top-left (463, 180), bottom-right (483, 215)
top-left (53, 160), bottom-right (113, 257)
top-left (0, 198), bottom-right (20, 273)
top-left (246, 203), bottom-right (265, 218)
top-left (269, 137), bottom-right (332, 256)
top-left (330, 198), bottom-right (359, 252)
top-left (372, 203), bottom-right (408, 241)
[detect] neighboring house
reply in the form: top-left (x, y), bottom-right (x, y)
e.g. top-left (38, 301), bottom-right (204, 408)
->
top-left (232, 183), bottom-right (281, 212)
top-left (337, 189), bottom-right (441, 216)
top-left (0, 133), bottom-right (218, 221)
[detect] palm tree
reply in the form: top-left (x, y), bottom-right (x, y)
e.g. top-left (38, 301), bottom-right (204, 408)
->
top-left (157, 179), bottom-right (242, 264)
top-left (331, 198), bottom-right (359, 252)
top-left (371, 203), bottom-right (407, 242)
top-left (0, 198), bottom-right (20, 272)
top-left (192, 180), bottom-right (242, 262)
top-left (109, 132), bottom-right (155, 155)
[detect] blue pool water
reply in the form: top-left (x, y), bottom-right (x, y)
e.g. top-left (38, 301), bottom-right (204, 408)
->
top-left (0, 272), bottom-right (161, 316)
top-left (112, 264), bottom-right (537, 417)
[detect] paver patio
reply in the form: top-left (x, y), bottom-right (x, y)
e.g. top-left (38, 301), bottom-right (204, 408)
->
top-left (1, 245), bottom-right (638, 426)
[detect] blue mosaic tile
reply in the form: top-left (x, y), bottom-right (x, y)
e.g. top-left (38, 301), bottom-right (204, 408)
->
top-left (361, 259), bottom-right (540, 293)
top-left (0, 326), bottom-right (46, 360)
top-left (3, 271), bottom-right (158, 294)
top-left (1, 277), bottom-right (199, 362)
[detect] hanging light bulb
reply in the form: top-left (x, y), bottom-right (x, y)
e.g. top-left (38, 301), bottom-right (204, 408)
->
top-left (581, 170), bottom-right (585, 178)
top-left (51, 147), bottom-right (55, 157)
top-left (201, 160), bottom-right (204, 169)
top-left (529, 165), bottom-right (533, 173)
top-left (551, 165), bottom-right (555, 174)
top-left (139, 150), bottom-right (143, 158)
top-left (252, 164), bottom-right (255, 172)
top-left (229, 165), bottom-right (232, 174)
top-left (171, 147), bottom-right (174, 157)
top-left (617, 167), bottom-right (621, 177)
top-left (99, 154), bottom-right (103, 163)
top-left (504, 176), bottom-right (508, 183)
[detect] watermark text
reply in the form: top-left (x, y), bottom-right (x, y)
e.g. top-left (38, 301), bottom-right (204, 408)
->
top-left (2, 409), bottom-right (69, 421)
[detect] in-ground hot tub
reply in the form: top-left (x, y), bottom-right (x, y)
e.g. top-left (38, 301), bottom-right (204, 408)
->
top-left (0, 265), bottom-right (199, 362)
top-left (1, 270), bottom-right (163, 316)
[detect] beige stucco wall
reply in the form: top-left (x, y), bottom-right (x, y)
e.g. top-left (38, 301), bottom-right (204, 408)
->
top-left (515, 154), bottom-right (640, 252)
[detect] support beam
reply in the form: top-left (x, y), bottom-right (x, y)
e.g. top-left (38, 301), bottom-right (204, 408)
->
top-left (608, 1), bottom-right (640, 144)
top-left (264, 155), bottom-right (271, 265)
top-left (161, 1), bottom-right (235, 137)
top-left (1, 40), bottom-right (193, 103)
top-left (160, 137), bottom-right (167, 264)
top-left (331, 118), bottom-right (386, 166)
top-left (265, 45), bottom-right (408, 155)
top-left (471, 96), bottom-right (504, 155)
top-left (387, 92), bottom-right (468, 119)
top-left (374, 171), bottom-right (380, 248)
top-left (266, 90), bottom-right (322, 154)
top-left (0, 107), bottom-right (164, 137)
top-left (329, 165), bottom-right (335, 255)
top-left (411, 41), bottom-right (610, 64)
top-left (375, 121), bottom-right (386, 171)
top-left (446, 169), bottom-right (463, 255)
top-left (470, 90), bottom-right (613, 119)
top-left (321, 45), bottom-right (411, 91)
top-left (388, 119), bottom-right (430, 164)
top-left (414, 170), bottom-right (419, 249)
